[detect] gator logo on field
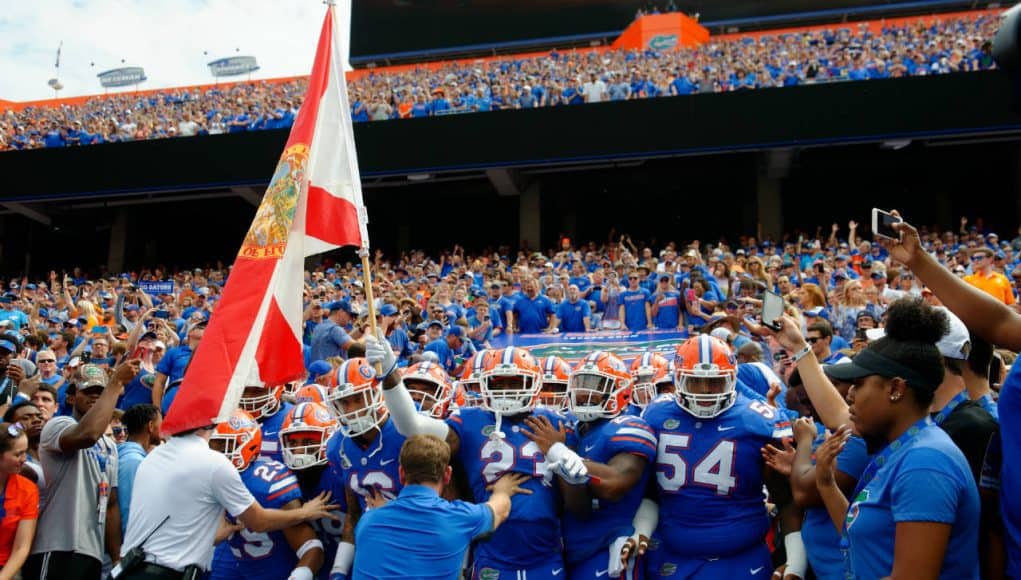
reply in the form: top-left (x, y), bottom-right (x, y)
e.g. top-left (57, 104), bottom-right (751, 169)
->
top-left (648, 34), bottom-right (678, 51)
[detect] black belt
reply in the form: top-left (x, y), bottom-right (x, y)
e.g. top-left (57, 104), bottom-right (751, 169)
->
top-left (132, 562), bottom-right (186, 580)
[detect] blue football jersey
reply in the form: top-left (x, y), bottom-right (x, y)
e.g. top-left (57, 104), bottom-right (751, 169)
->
top-left (446, 407), bottom-right (573, 569)
top-left (259, 402), bottom-right (294, 463)
top-left (326, 417), bottom-right (405, 513)
top-left (643, 394), bottom-right (791, 558)
top-left (563, 415), bottom-right (657, 564)
top-left (210, 459), bottom-right (303, 580)
top-left (298, 466), bottom-right (348, 580)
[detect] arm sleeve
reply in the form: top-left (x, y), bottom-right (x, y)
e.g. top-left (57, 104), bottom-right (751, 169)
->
top-left (381, 381), bottom-right (449, 439)
top-left (211, 457), bottom-right (257, 517)
top-left (891, 458), bottom-right (966, 524)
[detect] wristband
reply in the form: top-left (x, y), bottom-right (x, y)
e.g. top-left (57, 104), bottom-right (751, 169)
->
top-left (784, 532), bottom-right (807, 579)
top-left (296, 538), bottom-right (323, 559)
top-left (789, 345), bottom-right (813, 364)
top-left (332, 541), bottom-right (355, 575)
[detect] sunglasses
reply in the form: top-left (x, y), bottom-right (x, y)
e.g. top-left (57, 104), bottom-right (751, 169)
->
top-left (112, 426), bottom-right (126, 436)
top-left (971, 255), bottom-right (988, 261)
top-left (806, 337), bottom-right (823, 344)
top-left (38, 359), bottom-right (55, 363)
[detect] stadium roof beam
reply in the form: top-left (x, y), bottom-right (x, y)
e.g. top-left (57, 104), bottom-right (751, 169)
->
top-left (231, 187), bottom-right (263, 207)
top-left (486, 168), bottom-right (529, 197)
top-left (2, 203), bottom-right (51, 226)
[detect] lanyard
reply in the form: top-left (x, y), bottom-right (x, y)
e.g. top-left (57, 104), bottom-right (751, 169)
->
top-left (932, 391), bottom-right (969, 426)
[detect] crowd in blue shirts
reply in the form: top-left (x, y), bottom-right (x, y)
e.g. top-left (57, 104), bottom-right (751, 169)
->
top-left (0, 12), bottom-right (998, 150)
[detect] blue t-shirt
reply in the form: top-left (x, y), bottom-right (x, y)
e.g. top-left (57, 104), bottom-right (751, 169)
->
top-left (801, 434), bottom-right (869, 580)
top-left (643, 393), bottom-right (792, 558)
top-left (995, 362), bottom-right (1020, 576)
top-left (619, 289), bottom-right (651, 331)
top-left (563, 415), bottom-right (656, 563)
top-left (310, 320), bottom-right (352, 361)
top-left (652, 290), bottom-right (682, 330)
top-left (118, 369), bottom-right (154, 410)
top-left (210, 459), bottom-right (303, 580)
top-left (353, 485), bottom-right (492, 579)
top-left (424, 338), bottom-right (455, 372)
top-left (556, 300), bottom-right (590, 333)
top-left (155, 344), bottom-right (192, 384)
top-left (446, 407), bottom-right (574, 569)
top-left (512, 295), bottom-right (554, 334)
top-left (117, 441), bottom-right (148, 536)
top-left (845, 424), bottom-right (980, 579)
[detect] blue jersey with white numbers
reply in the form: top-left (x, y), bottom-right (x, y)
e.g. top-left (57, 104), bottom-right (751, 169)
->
top-left (643, 393), bottom-right (791, 558)
top-left (298, 466), bottom-right (348, 580)
top-left (326, 418), bottom-right (404, 513)
top-left (563, 415), bottom-right (657, 564)
top-left (259, 402), bottom-right (294, 463)
top-left (210, 459), bottom-right (302, 580)
top-left (446, 407), bottom-right (573, 569)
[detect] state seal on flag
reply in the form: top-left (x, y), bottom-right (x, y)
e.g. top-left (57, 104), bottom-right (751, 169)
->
top-left (240, 143), bottom-right (308, 259)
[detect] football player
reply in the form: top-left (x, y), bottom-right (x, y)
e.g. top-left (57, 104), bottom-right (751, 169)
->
top-left (628, 351), bottom-right (675, 415)
top-left (538, 355), bottom-right (572, 412)
top-left (239, 381), bottom-right (293, 462)
top-left (280, 403), bottom-right (348, 580)
top-left (402, 361), bottom-right (455, 418)
top-left (639, 335), bottom-right (793, 578)
top-left (323, 358), bottom-right (403, 580)
top-left (366, 334), bottom-right (588, 579)
top-left (209, 410), bottom-right (325, 580)
top-left (455, 350), bottom-right (491, 409)
top-left (527, 351), bottom-right (657, 579)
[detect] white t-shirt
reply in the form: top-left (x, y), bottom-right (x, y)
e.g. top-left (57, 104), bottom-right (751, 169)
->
top-left (122, 434), bottom-right (254, 571)
top-left (581, 80), bottom-right (608, 103)
top-left (177, 120), bottom-right (199, 137)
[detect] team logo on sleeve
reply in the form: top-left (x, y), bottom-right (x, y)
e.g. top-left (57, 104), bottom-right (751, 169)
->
top-left (845, 489), bottom-right (870, 530)
top-left (340, 453), bottom-right (352, 470)
top-left (663, 419), bottom-right (680, 430)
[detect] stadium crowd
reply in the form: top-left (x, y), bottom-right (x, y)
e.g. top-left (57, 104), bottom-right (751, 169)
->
top-left (0, 12), bottom-right (998, 150)
top-left (0, 213), bottom-right (1012, 578)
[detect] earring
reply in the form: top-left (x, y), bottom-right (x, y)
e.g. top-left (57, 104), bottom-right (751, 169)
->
top-left (890, 394), bottom-right (900, 402)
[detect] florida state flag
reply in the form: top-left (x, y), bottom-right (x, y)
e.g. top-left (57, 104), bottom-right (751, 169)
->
top-left (163, 0), bottom-right (367, 434)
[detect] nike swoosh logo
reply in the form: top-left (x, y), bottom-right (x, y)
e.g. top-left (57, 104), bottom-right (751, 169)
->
top-left (750, 567), bottom-right (764, 575)
top-left (380, 459), bottom-right (395, 466)
top-left (718, 425), bottom-right (736, 431)
top-left (584, 445), bottom-right (596, 453)
top-left (552, 569), bottom-right (563, 576)
top-left (595, 570), bottom-right (609, 578)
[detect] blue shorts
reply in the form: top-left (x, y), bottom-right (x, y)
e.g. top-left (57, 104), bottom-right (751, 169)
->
top-left (473, 557), bottom-right (566, 580)
top-left (643, 543), bottom-right (771, 579)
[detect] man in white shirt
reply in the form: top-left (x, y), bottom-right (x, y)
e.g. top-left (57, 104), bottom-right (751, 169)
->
top-left (581, 73), bottom-right (608, 103)
top-left (119, 422), bottom-right (338, 578)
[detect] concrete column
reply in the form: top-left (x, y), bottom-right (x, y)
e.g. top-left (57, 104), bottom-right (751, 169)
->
top-left (756, 149), bottom-right (792, 241)
top-left (107, 208), bottom-right (129, 274)
top-left (519, 182), bottom-right (541, 251)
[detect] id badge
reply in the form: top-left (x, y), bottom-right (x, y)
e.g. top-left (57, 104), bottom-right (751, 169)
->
top-left (97, 479), bottom-right (110, 527)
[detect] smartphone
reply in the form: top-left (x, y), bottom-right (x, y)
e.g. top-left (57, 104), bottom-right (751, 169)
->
top-left (761, 290), bottom-right (784, 331)
top-left (153, 310), bottom-right (170, 320)
top-left (685, 289), bottom-right (696, 302)
top-left (872, 208), bottom-right (902, 240)
top-left (855, 328), bottom-right (868, 341)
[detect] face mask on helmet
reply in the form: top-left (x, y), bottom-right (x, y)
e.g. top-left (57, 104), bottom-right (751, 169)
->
top-left (330, 387), bottom-right (385, 437)
top-left (280, 430), bottom-right (332, 470)
top-left (630, 368), bottom-right (658, 408)
top-left (568, 372), bottom-right (627, 422)
top-left (482, 374), bottom-right (538, 415)
top-left (238, 385), bottom-right (282, 421)
top-left (210, 428), bottom-right (260, 471)
top-left (458, 378), bottom-right (483, 408)
top-left (539, 380), bottom-right (568, 411)
top-left (676, 375), bottom-right (736, 419)
top-left (405, 379), bottom-right (450, 418)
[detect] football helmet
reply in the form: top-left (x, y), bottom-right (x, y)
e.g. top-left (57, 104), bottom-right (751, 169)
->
top-left (673, 334), bottom-right (737, 418)
top-left (238, 382), bottom-right (285, 421)
top-left (211, 409), bottom-right (262, 471)
top-left (402, 361), bottom-right (454, 418)
top-left (293, 384), bottom-right (331, 406)
top-left (480, 347), bottom-right (541, 415)
top-left (328, 357), bottom-right (385, 437)
top-left (629, 351), bottom-right (673, 409)
top-left (568, 351), bottom-right (631, 422)
top-left (456, 350), bottom-right (491, 408)
top-left (539, 356), bottom-right (572, 411)
top-left (279, 402), bottom-right (339, 470)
